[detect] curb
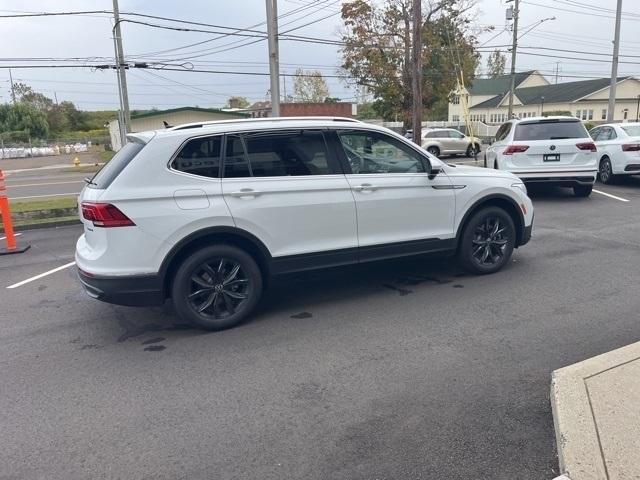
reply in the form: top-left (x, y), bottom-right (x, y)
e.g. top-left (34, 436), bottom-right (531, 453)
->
top-left (1, 218), bottom-right (81, 233)
top-left (551, 341), bottom-right (640, 480)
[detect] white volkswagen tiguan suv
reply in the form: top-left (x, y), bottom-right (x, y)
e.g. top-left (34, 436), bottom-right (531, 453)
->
top-left (76, 117), bottom-right (533, 330)
top-left (485, 116), bottom-right (597, 197)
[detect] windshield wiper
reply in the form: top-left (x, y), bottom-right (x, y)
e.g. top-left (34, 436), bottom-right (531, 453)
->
top-left (84, 177), bottom-right (97, 186)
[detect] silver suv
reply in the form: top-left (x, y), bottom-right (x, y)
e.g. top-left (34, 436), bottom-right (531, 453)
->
top-left (421, 128), bottom-right (480, 158)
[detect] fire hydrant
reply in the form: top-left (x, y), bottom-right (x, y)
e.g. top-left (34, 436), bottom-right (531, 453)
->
top-left (73, 156), bottom-right (80, 167)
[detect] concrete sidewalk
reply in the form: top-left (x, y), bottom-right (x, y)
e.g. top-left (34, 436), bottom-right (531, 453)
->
top-left (551, 341), bottom-right (640, 480)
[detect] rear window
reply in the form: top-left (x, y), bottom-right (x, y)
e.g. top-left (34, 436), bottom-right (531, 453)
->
top-left (513, 120), bottom-right (587, 141)
top-left (622, 125), bottom-right (640, 137)
top-left (88, 141), bottom-right (145, 189)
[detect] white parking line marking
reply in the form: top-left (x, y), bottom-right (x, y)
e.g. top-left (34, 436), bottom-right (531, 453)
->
top-left (7, 261), bottom-right (76, 289)
top-left (593, 189), bottom-right (630, 202)
top-left (9, 192), bottom-right (79, 200)
top-left (7, 180), bottom-right (84, 188)
top-left (0, 233), bottom-right (21, 241)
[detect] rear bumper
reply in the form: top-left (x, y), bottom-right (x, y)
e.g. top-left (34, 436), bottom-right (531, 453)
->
top-left (515, 170), bottom-right (596, 186)
top-left (77, 268), bottom-right (164, 307)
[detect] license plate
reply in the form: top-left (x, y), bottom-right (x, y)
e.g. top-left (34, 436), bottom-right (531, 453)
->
top-left (543, 154), bottom-right (560, 162)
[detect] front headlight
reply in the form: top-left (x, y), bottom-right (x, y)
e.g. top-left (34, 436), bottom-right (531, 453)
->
top-left (511, 182), bottom-right (528, 195)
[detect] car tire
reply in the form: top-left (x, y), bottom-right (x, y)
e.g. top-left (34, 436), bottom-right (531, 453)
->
top-left (427, 146), bottom-right (440, 157)
top-left (457, 207), bottom-right (516, 275)
top-left (171, 244), bottom-right (263, 330)
top-left (466, 144), bottom-right (481, 158)
top-left (573, 185), bottom-right (593, 197)
top-left (465, 145), bottom-right (474, 157)
top-left (598, 157), bottom-right (614, 184)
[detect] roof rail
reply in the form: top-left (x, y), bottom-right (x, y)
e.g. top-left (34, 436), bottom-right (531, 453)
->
top-left (169, 116), bottom-right (362, 131)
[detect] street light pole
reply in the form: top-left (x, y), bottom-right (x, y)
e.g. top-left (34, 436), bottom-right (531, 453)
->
top-left (265, 0), bottom-right (280, 117)
top-left (507, 0), bottom-right (519, 119)
top-left (607, 0), bottom-right (623, 122)
top-left (541, 96), bottom-right (545, 115)
top-left (636, 94), bottom-right (640, 122)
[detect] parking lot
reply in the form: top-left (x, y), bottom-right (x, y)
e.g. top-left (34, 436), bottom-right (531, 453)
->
top-left (2, 177), bottom-right (640, 479)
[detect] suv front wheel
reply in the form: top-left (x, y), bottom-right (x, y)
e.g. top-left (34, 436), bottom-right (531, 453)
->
top-left (457, 207), bottom-right (516, 274)
top-left (171, 245), bottom-right (263, 330)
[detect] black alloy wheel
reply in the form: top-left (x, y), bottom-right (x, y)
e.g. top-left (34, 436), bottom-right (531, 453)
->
top-left (458, 207), bottom-right (515, 274)
top-left (471, 216), bottom-right (509, 267)
top-left (188, 258), bottom-right (250, 318)
top-left (427, 146), bottom-right (440, 157)
top-left (172, 245), bottom-right (262, 330)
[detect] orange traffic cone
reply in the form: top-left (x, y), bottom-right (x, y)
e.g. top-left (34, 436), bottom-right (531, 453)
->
top-left (0, 170), bottom-right (30, 255)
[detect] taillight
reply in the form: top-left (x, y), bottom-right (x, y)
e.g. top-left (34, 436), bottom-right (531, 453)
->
top-left (622, 143), bottom-right (640, 152)
top-left (576, 142), bottom-right (597, 152)
top-left (503, 145), bottom-right (529, 155)
top-left (81, 203), bottom-right (135, 228)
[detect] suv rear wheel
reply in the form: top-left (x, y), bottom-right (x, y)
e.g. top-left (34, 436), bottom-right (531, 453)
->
top-left (171, 245), bottom-right (263, 330)
top-left (573, 185), bottom-right (593, 197)
top-left (427, 146), bottom-right (440, 157)
top-left (458, 207), bottom-right (516, 274)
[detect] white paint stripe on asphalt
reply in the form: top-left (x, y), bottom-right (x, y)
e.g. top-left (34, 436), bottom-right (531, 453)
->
top-left (593, 189), bottom-right (630, 202)
top-left (9, 192), bottom-right (79, 200)
top-left (8, 180), bottom-right (84, 188)
top-left (7, 261), bottom-right (76, 289)
top-left (0, 232), bottom-right (21, 241)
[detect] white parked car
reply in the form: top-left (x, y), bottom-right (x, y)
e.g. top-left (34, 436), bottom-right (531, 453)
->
top-left (589, 122), bottom-right (640, 184)
top-left (76, 117), bottom-right (533, 330)
top-left (421, 128), bottom-right (481, 158)
top-left (485, 116), bottom-right (597, 197)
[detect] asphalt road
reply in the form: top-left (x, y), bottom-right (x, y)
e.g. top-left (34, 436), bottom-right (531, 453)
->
top-left (4, 169), bottom-right (87, 201)
top-left (2, 178), bottom-right (640, 479)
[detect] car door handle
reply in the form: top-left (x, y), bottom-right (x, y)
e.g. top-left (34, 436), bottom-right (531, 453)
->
top-left (229, 188), bottom-right (261, 198)
top-left (353, 183), bottom-right (376, 192)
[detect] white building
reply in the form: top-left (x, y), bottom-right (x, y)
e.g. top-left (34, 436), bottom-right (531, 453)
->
top-left (448, 71), bottom-right (640, 125)
top-left (109, 107), bottom-right (249, 151)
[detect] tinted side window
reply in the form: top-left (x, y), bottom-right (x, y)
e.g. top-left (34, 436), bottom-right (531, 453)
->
top-left (495, 123), bottom-right (511, 142)
top-left (513, 120), bottom-right (587, 141)
top-left (433, 131), bottom-right (448, 138)
top-left (338, 130), bottom-right (426, 174)
top-left (224, 135), bottom-right (251, 178)
top-left (448, 130), bottom-right (464, 138)
top-left (243, 130), bottom-right (331, 177)
top-left (172, 136), bottom-right (221, 178)
top-left (589, 128), bottom-right (600, 140)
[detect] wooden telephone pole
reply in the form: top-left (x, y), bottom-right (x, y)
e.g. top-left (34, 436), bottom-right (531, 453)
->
top-left (411, 0), bottom-right (422, 144)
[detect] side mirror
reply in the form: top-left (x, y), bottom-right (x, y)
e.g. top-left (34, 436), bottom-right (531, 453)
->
top-left (428, 165), bottom-right (442, 180)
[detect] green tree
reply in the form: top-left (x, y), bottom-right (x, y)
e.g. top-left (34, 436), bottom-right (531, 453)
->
top-left (486, 49), bottom-right (506, 78)
top-left (293, 69), bottom-right (330, 103)
top-left (0, 103), bottom-right (49, 139)
top-left (340, 0), bottom-right (480, 125)
top-left (226, 96), bottom-right (250, 108)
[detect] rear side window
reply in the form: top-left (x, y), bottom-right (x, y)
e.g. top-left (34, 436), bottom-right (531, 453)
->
top-left (171, 136), bottom-right (222, 178)
top-left (223, 130), bottom-right (335, 178)
top-left (514, 120), bottom-right (587, 141)
top-left (495, 123), bottom-right (511, 141)
top-left (89, 141), bottom-right (145, 189)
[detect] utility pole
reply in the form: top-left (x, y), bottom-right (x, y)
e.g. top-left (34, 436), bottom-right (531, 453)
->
top-left (607, 0), bottom-right (623, 122)
top-left (112, 0), bottom-right (131, 142)
top-left (411, 0), bottom-right (422, 145)
top-left (507, 0), bottom-right (519, 118)
top-left (265, 0), bottom-right (280, 116)
top-left (8, 68), bottom-right (15, 104)
top-left (554, 62), bottom-right (560, 84)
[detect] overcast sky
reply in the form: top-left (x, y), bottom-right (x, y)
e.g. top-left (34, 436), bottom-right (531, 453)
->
top-left (1, 0), bottom-right (639, 111)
